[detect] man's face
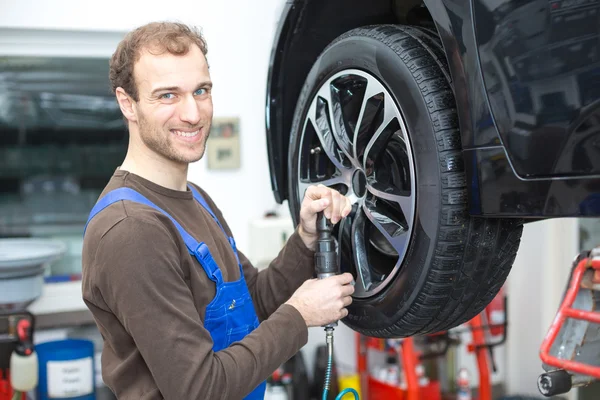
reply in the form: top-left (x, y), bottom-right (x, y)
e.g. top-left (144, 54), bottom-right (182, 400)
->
top-left (132, 43), bottom-right (213, 165)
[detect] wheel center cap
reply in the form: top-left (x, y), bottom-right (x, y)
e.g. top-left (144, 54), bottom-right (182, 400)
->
top-left (352, 169), bottom-right (367, 197)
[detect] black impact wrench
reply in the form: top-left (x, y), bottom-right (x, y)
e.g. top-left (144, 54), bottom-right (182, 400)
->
top-left (314, 211), bottom-right (339, 328)
top-left (314, 211), bottom-right (361, 400)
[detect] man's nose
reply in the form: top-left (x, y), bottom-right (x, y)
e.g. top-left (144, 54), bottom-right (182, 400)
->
top-left (179, 95), bottom-right (201, 125)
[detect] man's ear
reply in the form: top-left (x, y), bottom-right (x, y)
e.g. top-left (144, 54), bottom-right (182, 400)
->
top-left (115, 87), bottom-right (138, 123)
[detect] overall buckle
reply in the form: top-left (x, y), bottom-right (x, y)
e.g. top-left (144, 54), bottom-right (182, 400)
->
top-left (194, 243), bottom-right (211, 260)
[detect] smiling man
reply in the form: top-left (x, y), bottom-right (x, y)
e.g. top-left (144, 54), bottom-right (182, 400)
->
top-left (81, 22), bottom-right (354, 399)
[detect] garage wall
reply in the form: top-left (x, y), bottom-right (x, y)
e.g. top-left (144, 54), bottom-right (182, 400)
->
top-left (0, 0), bottom-right (287, 253)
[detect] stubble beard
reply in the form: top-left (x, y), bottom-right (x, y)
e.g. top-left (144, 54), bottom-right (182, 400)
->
top-left (137, 110), bottom-right (210, 164)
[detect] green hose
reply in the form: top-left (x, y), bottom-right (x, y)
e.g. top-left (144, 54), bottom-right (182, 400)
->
top-left (321, 328), bottom-right (360, 400)
top-left (12, 391), bottom-right (22, 400)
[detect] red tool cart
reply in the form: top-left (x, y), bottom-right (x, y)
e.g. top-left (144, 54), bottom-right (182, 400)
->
top-left (356, 290), bottom-right (508, 400)
top-left (356, 334), bottom-right (442, 400)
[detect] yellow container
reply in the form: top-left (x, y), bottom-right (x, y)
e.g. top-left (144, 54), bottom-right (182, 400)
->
top-left (338, 374), bottom-right (361, 398)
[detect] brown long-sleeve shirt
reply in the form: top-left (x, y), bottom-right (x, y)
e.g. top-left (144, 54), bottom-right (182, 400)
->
top-left (82, 170), bottom-right (314, 399)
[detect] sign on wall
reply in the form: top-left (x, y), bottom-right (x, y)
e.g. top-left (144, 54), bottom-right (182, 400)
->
top-left (206, 117), bottom-right (241, 170)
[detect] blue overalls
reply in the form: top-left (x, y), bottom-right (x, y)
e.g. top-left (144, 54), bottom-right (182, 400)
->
top-left (84, 185), bottom-right (267, 400)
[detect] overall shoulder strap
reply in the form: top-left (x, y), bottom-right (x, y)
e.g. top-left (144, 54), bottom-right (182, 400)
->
top-left (187, 184), bottom-right (243, 270)
top-left (84, 187), bottom-right (223, 282)
top-left (187, 185), bottom-right (227, 234)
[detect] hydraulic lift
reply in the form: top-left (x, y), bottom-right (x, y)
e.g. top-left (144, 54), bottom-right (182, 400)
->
top-left (538, 246), bottom-right (600, 397)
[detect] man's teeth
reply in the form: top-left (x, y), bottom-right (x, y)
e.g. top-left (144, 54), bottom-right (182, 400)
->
top-left (174, 130), bottom-right (199, 137)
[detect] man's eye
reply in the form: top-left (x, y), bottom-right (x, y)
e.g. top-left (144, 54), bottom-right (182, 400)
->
top-left (194, 88), bottom-right (207, 96)
top-left (161, 93), bottom-right (175, 99)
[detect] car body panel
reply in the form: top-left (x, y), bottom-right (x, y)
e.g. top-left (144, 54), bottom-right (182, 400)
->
top-left (473, 0), bottom-right (600, 178)
top-left (464, 147), bottom-right (600, 217)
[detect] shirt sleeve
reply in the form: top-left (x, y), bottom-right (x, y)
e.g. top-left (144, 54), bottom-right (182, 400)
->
top-left (237, 230), bottom-right (316, 321)
top-left (91, 216), bottom-right (308, 400)
top-left (195, 187), bottom-right (316, 321)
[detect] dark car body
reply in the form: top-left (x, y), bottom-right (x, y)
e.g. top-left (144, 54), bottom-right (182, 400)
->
top-left (265, 0), bottom-right (600, 218)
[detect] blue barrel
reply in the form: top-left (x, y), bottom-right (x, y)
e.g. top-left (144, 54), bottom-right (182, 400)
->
top-left (36, 339), bottom-right (96, 400)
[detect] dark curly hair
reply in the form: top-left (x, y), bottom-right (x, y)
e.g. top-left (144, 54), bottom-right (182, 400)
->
top-left (109, 21), bottom-right (208, 101)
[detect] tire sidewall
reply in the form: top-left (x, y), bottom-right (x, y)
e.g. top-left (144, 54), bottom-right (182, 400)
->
top-left (288, 32), bottom-right (447, 333)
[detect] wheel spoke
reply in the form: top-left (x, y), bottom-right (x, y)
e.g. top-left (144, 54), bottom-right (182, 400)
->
top-left (362, 199), bottom-right (409, 257)
top-left (353, 81), bottom-right (385, 164)
top-left (297, 175), bottom-right (346, 201)
top-left (363, 97), bottom-right (398, 172)
top-left (318, 83), bottom-right (358, 168)
top-left (337, 205), bottom-right (355, 276)
top-left (367, 181), bottom-right (413, 226)
top-left (306, 98), bottom-right (347, 172)
top-left (350, 207), bottom-right (378, 295)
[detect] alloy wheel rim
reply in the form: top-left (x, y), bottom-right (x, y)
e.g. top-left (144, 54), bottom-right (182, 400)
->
top-left (296, 69), bottom-right (417, 298)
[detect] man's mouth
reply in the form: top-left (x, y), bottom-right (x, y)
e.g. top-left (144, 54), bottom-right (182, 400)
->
top-left (173, 129), bottom-right (200, 138)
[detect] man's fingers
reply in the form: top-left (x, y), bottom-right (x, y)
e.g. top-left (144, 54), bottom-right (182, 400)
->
top-left (330, 190), bottom-right (342, 223)
top-left (306, 185), bottom-right (352, 220)
top-left (341, 284), bottom-right (355, 297)
top-left (342, 296), bottom-right (353, 307)
top-left (342, 197), bottom-right (352, 218)
top-left (302, 186), bottom-right (332, 217)
top-left (302, 184), bottom-right (354, 224)
top-left (305, 197), bottom-right (329, 216)
top-left (334, 272), bottom-right (354, 285)
top-left (305, 184), bottom-right (333, 201)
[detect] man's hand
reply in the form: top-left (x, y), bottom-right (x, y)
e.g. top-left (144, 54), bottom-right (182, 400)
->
top-left (285, 273), bottom-right (355, 327)
top-left (298, 184), bottom-right (352, 250)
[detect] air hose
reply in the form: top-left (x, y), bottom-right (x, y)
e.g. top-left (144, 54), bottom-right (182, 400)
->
top-left (315, 212), bottom-right (360, 400)
top-left (321, 328), bottom-right (359, 400)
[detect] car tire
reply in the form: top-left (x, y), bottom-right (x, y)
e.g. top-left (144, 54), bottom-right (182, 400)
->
top-left (287, 24), bottom-right (524, 337)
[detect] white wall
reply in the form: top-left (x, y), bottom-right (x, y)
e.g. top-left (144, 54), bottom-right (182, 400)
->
top-left (0, 0), bottom-right (288, 252)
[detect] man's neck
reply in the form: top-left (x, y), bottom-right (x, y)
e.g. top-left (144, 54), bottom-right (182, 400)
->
top-left (120, 149), bottom-right (189, 192)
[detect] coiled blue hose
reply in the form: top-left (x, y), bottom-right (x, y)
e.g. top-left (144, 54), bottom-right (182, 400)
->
top-left (322, 329), bottom-right (360, 400)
